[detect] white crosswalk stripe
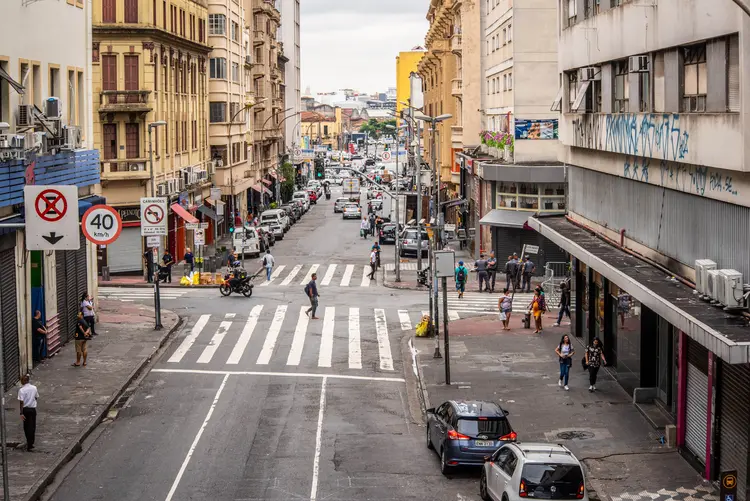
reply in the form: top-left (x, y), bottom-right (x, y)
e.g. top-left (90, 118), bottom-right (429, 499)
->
top-left (259, 263), bottom-right (381, 288)
top-left (227, 305), bottom-right (262, 364)
top-left (374, 309), bottom-right (393, 371)
top-left (360, 265), bottom-right (371, 287)
top-left (169, 314), bottom-right (211, 363)
top-left (280, 265), bottom-right (303, 286)
top-left (299, 264), bottom-right (320, 285)
top-left (259, 265), bottom-right (285, 286)
top-left (257, 305), bottom-right (287, 365)
top-left (398, 310), bottom-right (412, 331)
top-left (348, 308), bottom-right (361, 369)
top-left (320, 264), bottom-right (337, 286)
top-left (446, 291), bottom-right (535, 313)
top-left (318, 307), bottom-right (335, 368)
top-left (197, 321), bottom-right (231, 364)
top-left (340, 264), bottom-right (354, 287)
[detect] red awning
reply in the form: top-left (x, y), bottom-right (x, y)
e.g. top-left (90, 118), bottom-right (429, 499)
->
top-left (261, 179), bottom-right (272, 186)
top-left (262, 187), bottom-right (272, 196)
top-left (269, 171), bottom-right (278, 179)
top-left (170, 203), bottom-right (199, 224)
top-left (251, 183), bottom-right (263, 193)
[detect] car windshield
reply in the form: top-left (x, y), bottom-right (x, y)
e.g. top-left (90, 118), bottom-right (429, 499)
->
top-left (456, 418), bottom-right (511, 438)
top-left (261, 215), bottom-right (277, 223)
top-left (521, 463), bottom-right (583, 499)
top-left (336, 198), bottom-right (349, 203)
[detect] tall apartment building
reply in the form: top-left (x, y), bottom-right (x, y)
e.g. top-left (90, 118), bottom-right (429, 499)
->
top-left (535, 0), bottom-right (750, 495)
top-left (0, 0), bottom-right (102, 381)
top-left (280, 0), bottom-right (301, 155)
top-left (93, 0), bottom-right (212, 274)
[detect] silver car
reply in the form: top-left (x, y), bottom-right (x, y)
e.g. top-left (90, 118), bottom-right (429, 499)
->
top-left (342, 203), bottom-right (362, 219)
top-left (399, 228), bottom-right (429, 257)
top-left (334, 197), bottom-right (350, 213)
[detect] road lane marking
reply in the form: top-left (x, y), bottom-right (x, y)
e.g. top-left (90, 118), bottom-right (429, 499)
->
top-left (286, 306), bottom-right (309, 366)
top-left (196, 321), bottom-right (232, 364)
top-left (448, 310), bottom-right (460, 321)
top-left (164, 373), bottom-right (229, 501)
top-left (310, 377), bottom-right (327, 501)
top-left (360, 265), bottom-right (371, 287)
top-left (320, 264), bottom-right (336, 286)
top-left (348, 308), bottom-right (361, 369)
top-left (256, 305), bottom-right (288, 365)
top-left (299, 264), bottom-right (320, 285)
top-left (280, 264), bottom-right (302, 286)
top-left (398, 310), bottom-right (412, 331)
top-left (259, 265), bottom-right (285, 286)
top-left (168, 314), bottom-right (211, 363)
top-left (318, 307), bottom-right (335, 368)
top-left (151, 368), bottom-right (406, 383)
top-left (226, 305), bottom-right (263, 364)
top-left (374, 309), bottom-right (393, 371)
top-left (340, 264), bottom-right (354, 286)
top-left (224, 313), bottom-right (236, 319)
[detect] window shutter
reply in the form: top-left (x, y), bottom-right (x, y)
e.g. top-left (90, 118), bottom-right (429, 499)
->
top-left (728, 35), bottom-right (740, 112)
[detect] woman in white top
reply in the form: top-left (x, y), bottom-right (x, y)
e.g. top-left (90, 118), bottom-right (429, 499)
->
top-left (360, 217), bottom-right (370, 238)
top-left (554, 335), bottom-right (575, 390)
top-left (80, 293), bottom-right (97, 337)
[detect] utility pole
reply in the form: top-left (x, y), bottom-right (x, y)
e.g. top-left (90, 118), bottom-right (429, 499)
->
top-left (415, 120), bottom-right (423, 273)
top-left (429, 124), bottom-right (440, 353)
top-left (148, 122), bottom-right (165, 330)
top-left (442, 275), bottom-right (450, 384)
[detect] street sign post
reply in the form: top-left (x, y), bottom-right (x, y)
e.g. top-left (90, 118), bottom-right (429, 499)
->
top-left (380, 151), bottom-right (392, 161)
top-left (146, 236), bottom-right (160, 248)
top-left (434, 250), bottom-right (456, 278)
top-left (721, 471), bottom-right (738, 501)
top-left (140, 197), bottom-right (168, 236)
top-left (81, 205), bottom-right (123, 246)
top-left (194, 229), bottom-right (205, 246)
top-left (24, 185), bottom-right (80, 250)
top-left (524, 244), bottom-right (540, 255)
top-left (210, 188), bottom-right (222, 201)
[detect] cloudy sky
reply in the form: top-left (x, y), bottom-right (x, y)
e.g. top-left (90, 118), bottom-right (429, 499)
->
top-left (300, 0), bottom-right (429, 95)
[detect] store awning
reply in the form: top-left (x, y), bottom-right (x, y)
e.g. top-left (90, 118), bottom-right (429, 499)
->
top-left (251, 183), bottom-right (263, 193)
top-left (197, 205), bottom-right (218, 220)
top-left (0, 66), bottom-right (24, 94)
top-left (479, 209), bottom-right (535, 229)
top-left (262, 187), bottom-right (272, 196)
top-left (529, 216), bottom-right (750, 364)
top-left (261, 179), bottom-right (272, 186)
top-left (171, 203), bottom-right (199, 224)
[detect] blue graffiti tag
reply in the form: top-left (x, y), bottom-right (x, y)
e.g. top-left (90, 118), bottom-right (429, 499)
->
top-left (606, 113), bottom-right (689, 162)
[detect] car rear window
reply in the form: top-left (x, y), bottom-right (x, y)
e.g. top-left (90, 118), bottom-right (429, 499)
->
top-left (337, 198), bottom-right (349, 203)
top-left (521, 463), bottom-right (584, 499)
top-left (456, 418), bottom-right (511, 438)
top-left (261, 215), bottom-right (277, 223)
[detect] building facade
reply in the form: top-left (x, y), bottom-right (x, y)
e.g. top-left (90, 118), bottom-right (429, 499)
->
top-left (540, 0), bottom-right (750, 496)
top-left (280, 0), bottom-right (301, 154)
top-left (0, 0), bottom-right (102, 383)
top-left (395, 49), bottom-right (424, 121)
top-left (93, 0), bottom-right (213, 273)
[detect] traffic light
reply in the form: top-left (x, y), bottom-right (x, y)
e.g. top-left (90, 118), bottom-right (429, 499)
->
top-left (229, 224), bottom-right (235, 233)
top-left (314, 157), bottom-right (325, 179)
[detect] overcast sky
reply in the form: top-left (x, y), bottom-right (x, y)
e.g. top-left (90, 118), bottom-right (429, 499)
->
top-left (300, 0), bottom-right (428, 95)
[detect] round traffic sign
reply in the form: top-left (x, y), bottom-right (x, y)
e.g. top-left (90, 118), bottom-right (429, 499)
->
top-left (144, 204), bottom-right (165, 225)
top-left (381, 151), bottom-right (392, 161)
top-left (82, 205), bottom-right (123, 246)
top-left (35, 189), bottom-right (68, 222)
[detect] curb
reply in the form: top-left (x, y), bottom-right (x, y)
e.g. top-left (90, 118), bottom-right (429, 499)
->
top-left (99, 282), bottom-right (220, 289)
top-left (23, 312), bottom-right (184, 501)
top-left (409, 338), bottom-right (431, 416)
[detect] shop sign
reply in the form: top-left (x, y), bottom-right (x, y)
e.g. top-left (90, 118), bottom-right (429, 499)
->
top-left (179, 191), bottom-right (189, 208)
top-left (514, 118), bottom-right (559, 140)
top-left (115, 206), bottom-right (141, 224)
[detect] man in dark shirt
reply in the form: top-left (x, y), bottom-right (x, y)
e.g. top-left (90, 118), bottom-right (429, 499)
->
top-left (474, 254), bottom-right (489, 292)
top-left (162, 250), bottom-right (174, 283)
top-left (144, 250), bottom-right (154, 283)
top-left (31, 310), bottom-right (47, 363)
top-left (304, 273), bottom-right (320, 320)
top-left (487, 251), bottom-right (498, 293)
top-left (72, 312), bottom-right (91, 367)
top-left (522, 256), bottom-right (536, 293)
top-left (184, 248), bottom-right (194, 272)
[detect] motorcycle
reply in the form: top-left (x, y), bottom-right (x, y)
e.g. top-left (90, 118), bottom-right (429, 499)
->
top-left (220, 268), bottom-right (258, 297)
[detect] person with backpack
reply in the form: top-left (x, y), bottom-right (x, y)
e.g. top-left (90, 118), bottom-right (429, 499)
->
top-left (304, 273), bottom-right (320, 320)
top-left (261, 250), bottom-right (275, 281)
top-left (455, 260), bottom-right (469, 298)
top-left (553, 282), bottom-right (571, 326)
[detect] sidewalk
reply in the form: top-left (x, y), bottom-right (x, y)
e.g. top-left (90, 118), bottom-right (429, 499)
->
top-left (1, 300), bottom-right (181, 501)
top-left (382, 245), bottom-right (474, 290)
top-left (413, 311), bottom-right (714, 501)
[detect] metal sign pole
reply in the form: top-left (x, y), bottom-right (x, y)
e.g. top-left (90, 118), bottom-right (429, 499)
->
top-left (442, 276), bottom-right (450, 385)
top-left (511, 243), bottom-right (527, 302)
top-left (148, 128), bottom-right (163, 330)
top-left (0, 322), bottom-right (10, 500)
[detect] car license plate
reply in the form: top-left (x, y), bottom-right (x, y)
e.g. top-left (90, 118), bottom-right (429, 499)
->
top-left (474, 440), bottom-right (494, 447)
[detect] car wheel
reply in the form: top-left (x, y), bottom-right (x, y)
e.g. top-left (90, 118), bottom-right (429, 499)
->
top-left (440, 447), bottom-right (452, 476)
top-left (426, 426), bottom-right (434, 450)
top-left (480, 469), bottom-right (492, 501)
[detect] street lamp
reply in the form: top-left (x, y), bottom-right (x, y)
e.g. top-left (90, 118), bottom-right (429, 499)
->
top-left (386, 123), bottom-right (407, 283)
top-left (147, 120), bottom-right (167, 331)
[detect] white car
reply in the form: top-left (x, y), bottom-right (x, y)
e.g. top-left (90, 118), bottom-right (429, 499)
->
top-left (232, 226), bottom-right (261, 258)
top-left (480, 443), bottom-right (588, 501)
top-left (260, 210), bottom-right (287, 239)
top-left (334, 197), bottom-right (350, 213)
top-left (342, 203), bottom-right (362, 219)
top-left (293, 191), bottom-right (310, 211)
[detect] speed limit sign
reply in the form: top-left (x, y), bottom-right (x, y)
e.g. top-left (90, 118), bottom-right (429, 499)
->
top-left (82, 205), bottom-right (123, 245)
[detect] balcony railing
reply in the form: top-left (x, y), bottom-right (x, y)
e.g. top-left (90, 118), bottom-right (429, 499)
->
top-left (450, 125), bottom-right (463, 146)
top-left (451, 34), bottom-right (462, 53)
top-left (253, 61), bottom-right (266, 78)
top-left (99, 90), bottom-right (152, 113)
top-left (100, 158), bottom-right (151, 180)
top-left (451, 78), bottom-right (463, 97)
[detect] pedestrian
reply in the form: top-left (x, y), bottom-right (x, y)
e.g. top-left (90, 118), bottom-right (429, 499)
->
top-left (554, 282), bottom-right (571, 326)
top-left (360, 217), bottom-right (370, 239)
top-left (530, 288), bottom-right (546, 333)
top-left (368, 212), bottom-right (376, 234)
top-left (498, 288), bottom-right (513, 330)
top-left (31, 310), bottom-right (48, 363)
top-left (162, 249), bottom-right (174, 283)
top-left (474, 254), bottom-right (489, 292)
top-left (455, 260), bottom-right (469, 298)
top-left (585, 337), bottom-right (607, 392)
top-left (304, 273), bottom-right (320, 320)
top-left (18, 374), bottom-right (39, 451)
top-left (617, 292), bottom-right (631, 328)
top-left (367, 247), bottom-right (377, 280)
top-left (522, 255), bottom-right (536, 292)
top-left (80, 292), bottom-right (97, 336)
top-left (144, 249), bottom-right (154, 283)
top-left (555, 335), bottom-right (575, 391)
top-left (184, 248), bottom-right (194, 272)
top-left (487, 251), bottom-right (498, 292)
top-left (504, 255), bottom-right (514, 290)
top-left (72, 312), bottom-right (91, 367)
top-left (512, 252), bottom-right (522, 289)
top-left (262, 249), bottom-right (275, 281)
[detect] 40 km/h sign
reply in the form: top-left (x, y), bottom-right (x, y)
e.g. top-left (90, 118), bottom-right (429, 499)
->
top-left (82, 205), bottom-right (123, 246)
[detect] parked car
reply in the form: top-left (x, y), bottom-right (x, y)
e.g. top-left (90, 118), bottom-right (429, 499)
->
top-left (232, 226), bottom-right (261, 259)
top-left (379, 222), bottom-right (402, 245)
top-left (260, 210), bottom-right (286, 239)
top-left (293, 191), bottom-right (310, 211)
top-left (399, 228), bottom-right (430, 257)
top-left (342, 203), bottom-right (362, 220)
top-left (306, 190), bottom-right (318, 204)
top-left (334, 197), bottom-right (350, 213)
top-left (291, 199), bottom-right (306, 216)
top-left (370, 199), bottom-right (384, 212)
top-left (426, 400), bottom-right (517, 475)
top-left (279, 204), bottom-right (297, 225)
top-left (258, 226), bottom-right (275, 247)
top-left (480, 443), bottom-right (588, 501)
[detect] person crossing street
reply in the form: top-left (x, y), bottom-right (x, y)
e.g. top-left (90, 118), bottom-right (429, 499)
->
top-left (455, 260), bottom-right (469, 298)
top-left (262, 249), bottom-right (275, 281)
top-left (305, 273), bottom-right (320, 320)
top-left (367, 247), bottom-right (378, 280)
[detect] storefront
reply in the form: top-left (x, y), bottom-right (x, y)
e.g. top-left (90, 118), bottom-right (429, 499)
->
top-left (106, 206), bottom-right (144, 274)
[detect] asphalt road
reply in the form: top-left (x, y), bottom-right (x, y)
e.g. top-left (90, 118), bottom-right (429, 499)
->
top-left (48, 186), bottom-right (483, 501)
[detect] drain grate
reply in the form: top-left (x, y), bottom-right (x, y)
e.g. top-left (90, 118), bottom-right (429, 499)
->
top-left (556, 430), bottom-right (595, 440)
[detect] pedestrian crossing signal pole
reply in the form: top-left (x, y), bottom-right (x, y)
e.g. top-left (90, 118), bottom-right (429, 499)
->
top-left (442, 276), bottom-right (450, 385)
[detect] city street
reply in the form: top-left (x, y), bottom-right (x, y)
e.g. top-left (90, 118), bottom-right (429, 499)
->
top-left (46, 192), bottom-right (483, 501)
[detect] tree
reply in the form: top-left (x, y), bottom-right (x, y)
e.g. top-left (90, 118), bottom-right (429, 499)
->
top-left (280, 162), bottom-right (297, 201)
top-left (359, 118), bottom-right (399, 140)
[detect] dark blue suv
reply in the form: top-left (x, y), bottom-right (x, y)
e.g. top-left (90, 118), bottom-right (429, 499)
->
top-left (426, 400), bottom-right (517, 475)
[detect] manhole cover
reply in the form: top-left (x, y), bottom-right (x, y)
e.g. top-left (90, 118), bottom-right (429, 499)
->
top-left (556, 430), bottom-right (595, 440)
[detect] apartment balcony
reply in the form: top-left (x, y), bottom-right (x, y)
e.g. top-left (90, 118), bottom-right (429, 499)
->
top-left (451, 78), bottom-right (463, 97)
top-left (254, 0), bottom-right (280, 21)
top-left (253, 30), bottom-right (267, 47)
top-left (98, 90), bottom-right (152, 114)
top-left (451, 125), bottom-right (463, 148)
top-left (100, 158), bottom-right (150, 183)
top-left (272, 97), bottom-right (283, 110)
top-left (253, 61), bottom-right (266, 78)
top-left (451, 34), bottom-right (462, 54)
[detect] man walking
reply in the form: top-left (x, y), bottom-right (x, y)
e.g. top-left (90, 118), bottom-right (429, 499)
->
top-left (162, 249), bottom-right (174, 283)
top-left (305, 273), bottom-right (320, 319)
top-left (184, 248), bottom-right (194, 272)
top-left (18, 374), bottom-right (39, 452)
top-left (367, 247), bottom-right (378, 280)
top-left (504, 255), bottom-right (515, 291)
top-left (455, 260), bottom-right (469, 298)
top-left (487, 251), bottom-right (498, 292)
top-left (522, 255), bottom-right (536, 293)
top-left (262, 249), bottom-right (275, 281)
top-left (32, 310), bottom-right (48, 363)
top-left (474, 254), bottom-right (489, 292)
top-left (511, 252), bottom-right (521, 289)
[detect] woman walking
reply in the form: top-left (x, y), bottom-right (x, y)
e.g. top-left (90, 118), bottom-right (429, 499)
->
top-left (585, 337), bottom-right (607, 392)
top-left (530, 289), bottom-right (546, 333)
top-left (498, 289), bottom-right (513, 330)
top-left (555, 335), bottom-right (575, 390)
top-left (554, 282), bottom-right (571, 326)
top-left (80, 293), bottom-right (97, 337)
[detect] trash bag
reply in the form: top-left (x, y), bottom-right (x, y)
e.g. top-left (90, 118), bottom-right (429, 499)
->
top-left (416, 315), bottom-right (431, 337)
top-left (179, 276), bottom-right (191, 286)
top-left (192, 272), bottom-right (200, 285)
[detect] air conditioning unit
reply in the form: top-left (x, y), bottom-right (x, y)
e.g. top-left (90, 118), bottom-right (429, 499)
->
top-left (706, 269), bottom-right (722, 303)
top-left (157, 184), bottom-right (167, 196)
top-left (178, 177), bottom-right (186, 191)
top-left (17, 104), bottom-right (35, 127)
top-left (9, 134), bottom-right (25, 149)
top-left (213, 158), bottom-right (223, 169)
top-left (62, 125), bottom-right (82, 150)
top-left (716, 269), bottom-right (743, 308)
top-left (188, 172), bottom-right (198, 185)
top-left (694, 259), bottom-right (717, 297)
top-left (245, 55), bottom-right (252, 65)
top-left (196, 169), bottom-right (207, 180)
top-left (0, 134), bottom-right (10, 149)
top-left (578, 67), bottom-right (601, 81)
top-left (628, 55), bottom-right (649, 73)
top-left (45, 97), bottom-right (62, 118)
top-left (129, 162), bottom-right (145, 172)
top-left (167, 179), bottom-right (177, 193)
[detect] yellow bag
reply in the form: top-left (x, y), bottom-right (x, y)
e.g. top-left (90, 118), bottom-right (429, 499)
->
top-left (192, 272), bottom-right (200, 285)
top-left (415, 316), bottom-right (431, 337)
top-left (179, 276), bottom-right (190, 286)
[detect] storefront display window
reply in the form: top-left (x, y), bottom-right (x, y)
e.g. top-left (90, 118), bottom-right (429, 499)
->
top-left (609, 283), bottom-right (642, 394)
top-left (495, 182), bottom-right (566, 213)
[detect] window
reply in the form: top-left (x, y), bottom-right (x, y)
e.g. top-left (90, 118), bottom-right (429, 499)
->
top-left (323, 125), bottom-right (329, 136)
top-left (102, 0), bottom-right (115, 22)
top-left (728, 35), bottom-right (740, 112)
top-left (210, 102), bottom-right (226, 122)
top-left (503, 74), bottom-right (507, 91)
top-left (32, 63), bottom-right (41, 107)
top-left (102, 55), bottom-right (117, 91)
top-left (125, 123), bottom-right (139, 158)
top-left (508, 72), bottom-right (513, 90)
top-left (568, 71), bottom-right (578, 108)
top-left (124, 0), bottom-right (138, 23)
top-left (638, 71), bottom-right (650, 112)
top-left (507, 24), bottom-right (512, 42)
top-left (229, 102), bottom-right (239, 121)
top-left (67, 69), bottom-right (75, 121)
top-left (209, 57), bottom-right (226, 79)
top-left (199, 18), bottom-right (204, 42)
top-left (163, 0), bottom-right (166, 30)
top-left (182, 121), bottom-right (187, 151)
top-left (614, 60), bottom-right (629, 112)
top-left (190, 14), bottom-right (195, 39)
top-left (682, 44), bottom-right (707, 112)
top-left (49, 66), bottom-right (60, 98)
top-left (191, 65), bottom-right (197, 93)
top-left (231, 21), bottom-right (239, 41)
top-left (124, 55), bottom-right (139, 103)
top-left (192, 120), bottom-right (197, 148)
top-left (231, 62), bottom-right (239, 82)
top-left (180, 9), bottom-right (185, 36)
top-left (209, 14), bottom-right (226, 35)
top-left (502, 29), bottom-right (506, 45)
top-left (103, 124), bottom-right (117, 160)
top-left (568, 0), bottom-right (577, 21)
top-left (152, 0), bottom-right (156, 25)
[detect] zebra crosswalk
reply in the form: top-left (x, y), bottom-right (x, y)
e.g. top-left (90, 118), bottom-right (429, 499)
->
top-left (260, 263), bottom-right (377, 287)
top-left (98, 287), bottom-right (188, 301)
top-left (446, 291), bottom-right (536, 313)
top-left (164, 306), bottom-right (477, 371)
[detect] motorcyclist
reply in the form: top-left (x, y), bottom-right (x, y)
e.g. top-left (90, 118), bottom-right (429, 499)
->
top-left (227, 260), bottom-right (245, 291)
